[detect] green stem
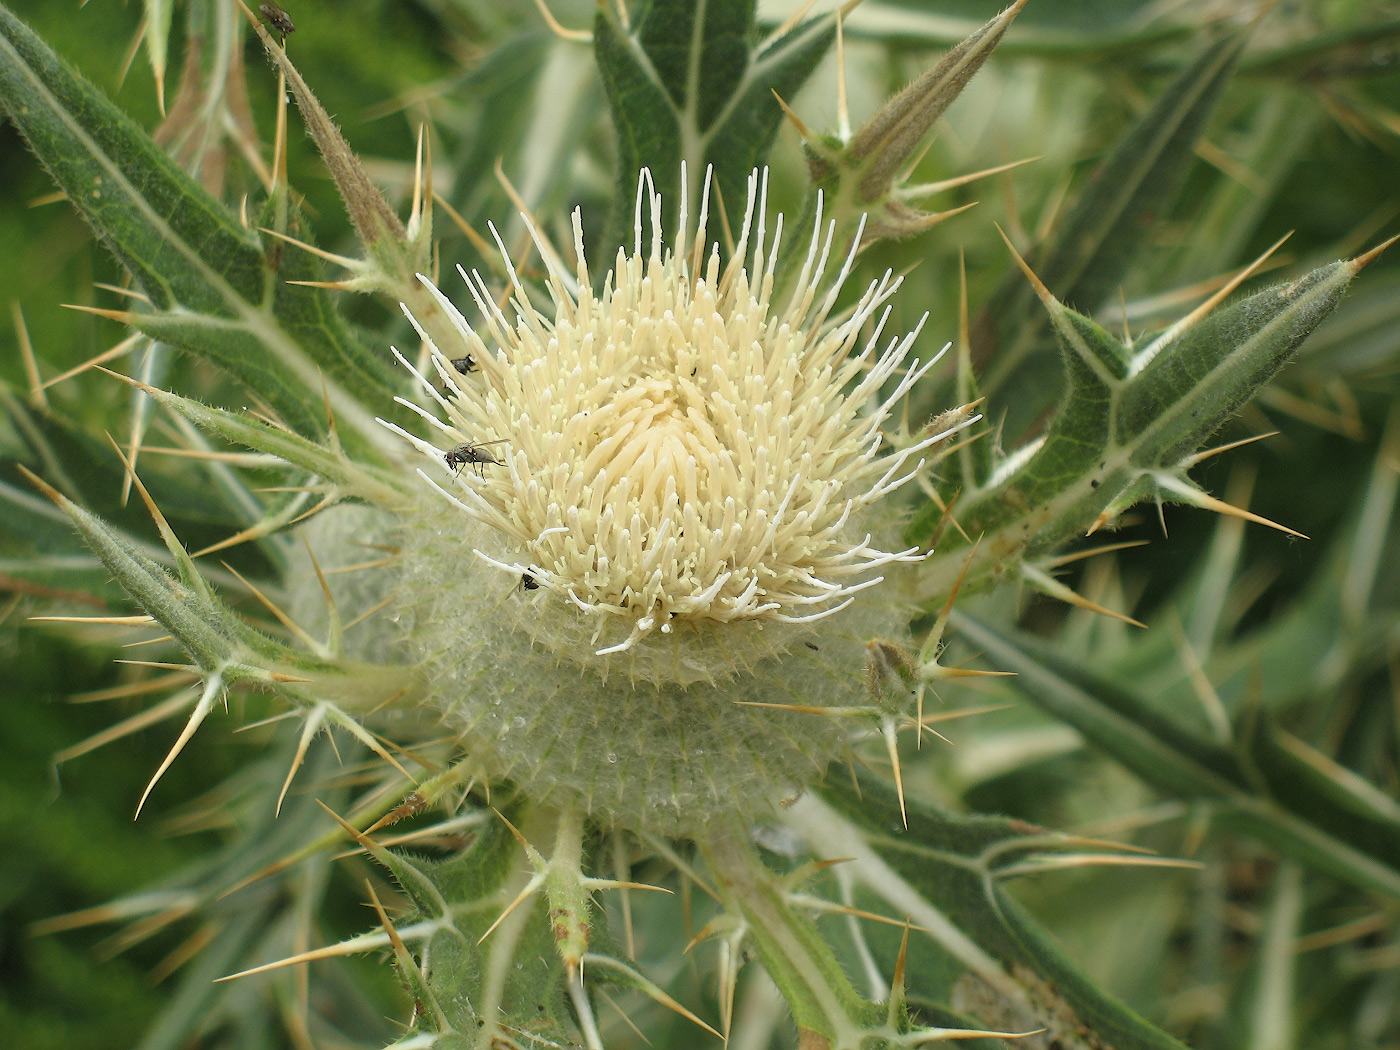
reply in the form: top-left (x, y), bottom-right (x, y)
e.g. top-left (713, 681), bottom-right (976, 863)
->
top-left (544, 804), bottom-right (592, 974)
top-left (703, 819), bottom-right (881, 1049)
top-left (475, 863), bottom-right (541, 1050)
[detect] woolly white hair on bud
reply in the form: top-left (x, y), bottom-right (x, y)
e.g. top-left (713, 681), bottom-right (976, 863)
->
top-left (378, 167), bottom-right (970, 830)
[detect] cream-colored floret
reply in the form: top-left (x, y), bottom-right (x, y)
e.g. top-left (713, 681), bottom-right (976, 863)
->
top-left (383, 169), bottom-right (959, 656)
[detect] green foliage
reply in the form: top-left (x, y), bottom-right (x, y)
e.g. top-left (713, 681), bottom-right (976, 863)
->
top-left (912, 256), bottom-right (1361, 601)
top-left (0, 7), bottom-right (399, 454)
top-left (975, 30), bottom-right (1246, 390)
top-left (808, 780), bottom-right (1193, 1050)
top-left (2, 0), bottom-right (1399, 1048)
top-left (952, 611), bottom-right (1400, 901)
top-left (595, 0), bottom-right (833, 247)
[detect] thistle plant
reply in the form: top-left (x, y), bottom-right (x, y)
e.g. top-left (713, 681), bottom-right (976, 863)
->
top-left (3, 1), bottom-right (1400, 1049)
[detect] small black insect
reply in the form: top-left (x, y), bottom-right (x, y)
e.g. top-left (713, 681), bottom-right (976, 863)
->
top-left (444, 439), bottom-right (507, 478)
top-left (521, 573), bottom-right (540, 591)
top-left (804, 642), bottom-right (820, 651)
top-left (258, 1), bottom-right (296, 45)
top-left (450, 355), bottom-right (477, 375)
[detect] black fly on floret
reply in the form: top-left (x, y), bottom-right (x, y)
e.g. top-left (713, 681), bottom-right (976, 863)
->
top-left (440, 357), bottom-right (476, 397)
top-left (521, 573), bottom-right (540, 591)
top-left (444, 439), bottom-right (508, 478)
top-left (258, 2), bottom-right (296, 46)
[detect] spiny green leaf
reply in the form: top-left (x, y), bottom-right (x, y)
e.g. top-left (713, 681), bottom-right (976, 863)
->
top-left (0, 469), bottom-right (213, 605)
top-left (910, 300), bottom-right (1124, 558)
top-left (0, 5), bottom-right (394, 453)
top-left (706, 825), bottom-right (883, 1042)
top-left (132, 381), bottom-right (411, 511)
top-left (19, 463), bottom-right (409, 716)
top-left (595, 0), bottom-right (832, 250)
top-left (1291, 269), bottom-right (1400, 381)
top-left (949, 611), bottom-right (1400, 901)
top-left (401, 818), bottom-right (574, 1043)
top-left (1121, 261), bottom-right (1358, 464)
top-left (978, 30), bottom-right (1246, 392)
top-left (845, 0), bottom-right (1027, 204)
top-left (799, 784), bottom-right (1192, 1050)
top-left (910, 260), bottom-right (1356, 603)
top-left (802, 1), bottom-right (1026, 251)
top-left (21, 466), bottom-right (241, 670)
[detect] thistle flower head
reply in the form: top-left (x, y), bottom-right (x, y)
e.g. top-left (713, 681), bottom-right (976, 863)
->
top-left (376, 168), bottom-right (966, 827)
top-left (387, 170), bottom-right (953, 668)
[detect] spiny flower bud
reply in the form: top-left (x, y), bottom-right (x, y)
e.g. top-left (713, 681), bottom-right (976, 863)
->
top-left (374, 169), bottom-right (972, 831)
